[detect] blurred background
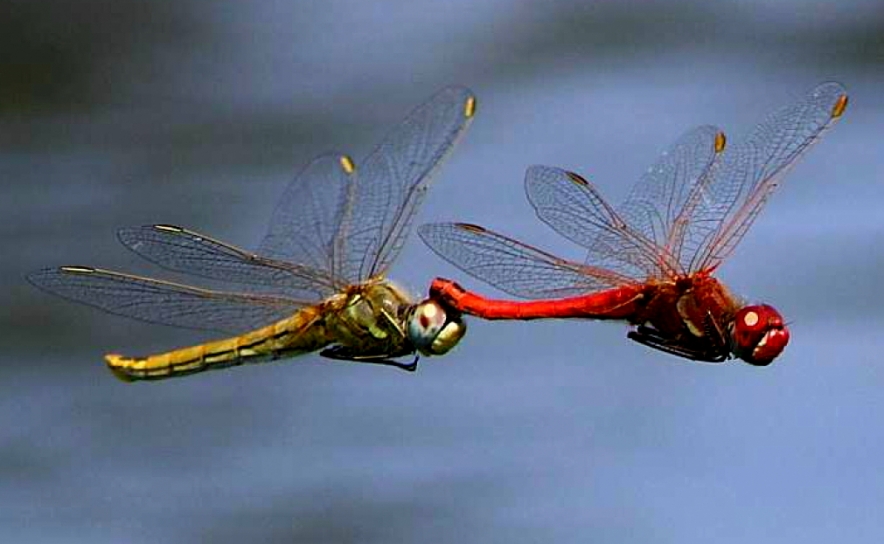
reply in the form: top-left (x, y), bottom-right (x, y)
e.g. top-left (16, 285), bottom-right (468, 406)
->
top-left (3, 0), bottom-right (883, 542)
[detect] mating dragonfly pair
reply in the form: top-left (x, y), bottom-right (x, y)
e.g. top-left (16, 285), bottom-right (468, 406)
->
top-left (29, 83), bottom-right (848, 381)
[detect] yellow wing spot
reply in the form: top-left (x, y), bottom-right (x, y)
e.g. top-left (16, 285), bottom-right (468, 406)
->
top-left (743, 310), bottom-right (759, 327)
top-left (566, 171), bottom-right (590, 187)
top-left (60, 265), bottom-right (96, 274)
top-left (456, 223), bottom-right (487, 234)
top-left (339, 155), bottom-right (356, 174)
top-left (464, 95), bottom-right (477, 118)
top-left (831, 94), bottom-right (848, 119)
top-left (154, 224), bottom-right (185, 233)
top-left (714, 131), bottom-right (727, 153)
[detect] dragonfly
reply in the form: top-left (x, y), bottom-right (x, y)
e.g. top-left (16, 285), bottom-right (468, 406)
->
top-left (28, 86), bottom-right (476, 381)
top-left (419, 82), bottom-right (847, 366)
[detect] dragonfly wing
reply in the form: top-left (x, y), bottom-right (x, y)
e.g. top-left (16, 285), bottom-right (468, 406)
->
top-left (524, 165), bottom-right (658, 279)
top-left (256, 153), bottom-right (354, 291)
top-left (340, 86), bottom-right (476, 282)
top-left (684, 82), bottom-right (848, 272)
top-left (605, 125), bottom-right (725, 275)
top-left (419, 222), bottom-right (634, 299)
top-left (525, 126), bottom-right (724, 279)
top-left (118, 224), bottom-right (335, 300)
top-left (27, 266), bottom-right (306, 334)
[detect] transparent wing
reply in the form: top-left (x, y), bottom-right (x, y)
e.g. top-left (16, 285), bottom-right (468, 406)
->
top-left (419, 222), bottom-right (637, 300)
top-left (684, 81), bottom-right (848, 272)
top-left (27, 266), bottom-right (306, 334)
top-left (340, 86), bottom-right (476, 283)
top-left (256, 153), bottom-right (354, 291)
top-left (594, 126), bottom-right (725, 276)
top-left (525, 126), bottom-right (725, 280)
top-left (525, 166), bottom-right (661, 281)
top-left (119, 224), bottom-right (335, 301)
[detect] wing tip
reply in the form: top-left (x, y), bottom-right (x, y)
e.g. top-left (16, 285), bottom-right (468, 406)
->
top-left (464, 94), bottom-right (477, 119)
top-left (153, 224), bottom-right (185, 233)
top-left (59, 265), bottom-right (98, 274)
top-left (338, 154), bottom-right (356, 174)
top-left (714, 131), bottom-right (727, 153)
top-left (809, 81), bottom-right (848, 119)
top-left (831, 93), bottom-right (848, 119)
top-left (565, 171), bottom-right (590, 187)
top-left (454, 222), bottom-right (487, 234)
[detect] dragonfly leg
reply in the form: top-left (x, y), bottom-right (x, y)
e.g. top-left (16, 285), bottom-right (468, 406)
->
top-left (319, 346), bottom-right (418, 372)
top-left (702, 311), bottom-right (730, 356)
top-left (627, 325), bottom-right (728, 363)
top-left (379, 306), bottom-right (409, 340)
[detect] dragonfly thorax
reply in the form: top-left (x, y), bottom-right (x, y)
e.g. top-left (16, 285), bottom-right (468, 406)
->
top-left (329, 281), bottom-right (465, 360)
top-left (628, 274), bottom-right (741, 363)
top-left (330, 282), bottom-right (415, 351)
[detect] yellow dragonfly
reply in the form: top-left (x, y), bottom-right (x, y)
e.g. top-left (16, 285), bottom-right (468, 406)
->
top-left (28, 86), bottom-right (476, 381)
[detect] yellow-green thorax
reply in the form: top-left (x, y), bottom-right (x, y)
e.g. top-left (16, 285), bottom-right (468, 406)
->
top-left (323, 279), bottom-right (416, 358)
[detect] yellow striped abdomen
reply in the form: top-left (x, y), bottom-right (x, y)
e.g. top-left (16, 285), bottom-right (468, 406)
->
top-left (106, 305), bottom-right (330, 381)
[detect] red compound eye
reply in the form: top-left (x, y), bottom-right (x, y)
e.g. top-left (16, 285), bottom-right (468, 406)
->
top-left (732, 304), bottom-right (789, 366)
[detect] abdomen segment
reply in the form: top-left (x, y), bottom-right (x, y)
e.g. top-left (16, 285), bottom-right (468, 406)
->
top-left (106, 306), bottom-right (329, 381)
top-left (429, 278), bottom-right (644, 320)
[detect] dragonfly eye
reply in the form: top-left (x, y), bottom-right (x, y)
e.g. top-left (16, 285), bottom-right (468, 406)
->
top-left (731, 304), bottom-right (789, 366)
top-left (407, 299), bottom-right (467, 356)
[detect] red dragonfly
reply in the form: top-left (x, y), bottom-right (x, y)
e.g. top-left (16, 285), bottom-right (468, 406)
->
top-left (419, 82), bottom-right (848, 366)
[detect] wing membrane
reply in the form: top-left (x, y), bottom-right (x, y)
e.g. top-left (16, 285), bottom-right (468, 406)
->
top-left (684, 82), bottom-right (848, 272)
top-left (119, 224), bottom-right (334, 300)
top-left (341, 86), bottom-right (476, 282)
top-left (526, 126), bottom-right (724, 280)
top-left (419, 222), bottom-right (636, 299)
top-left (256, 153), bottom-right (353, 290)
top-left (27, 266), bottom-right (305, 334)
top-left (526, 165), bottom-right (660, 280)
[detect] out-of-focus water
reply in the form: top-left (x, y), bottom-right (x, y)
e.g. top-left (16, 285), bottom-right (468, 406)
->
top-left (4, 1), bottom-right (884, 542)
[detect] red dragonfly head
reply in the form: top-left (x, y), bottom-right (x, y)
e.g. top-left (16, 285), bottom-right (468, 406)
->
top-left (730, 304), bottom-right (789, 366)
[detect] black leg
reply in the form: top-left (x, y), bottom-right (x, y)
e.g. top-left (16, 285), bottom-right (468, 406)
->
top-left (319, 346), bottom-right (419, 372)
top-left (627, 326), bottom-right (728, 363)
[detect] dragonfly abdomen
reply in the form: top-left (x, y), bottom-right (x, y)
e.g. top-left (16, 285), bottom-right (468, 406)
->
top-left (429, 278), bottom-right (645, 320)
top-left (105, 305), bottom-right (330, 381)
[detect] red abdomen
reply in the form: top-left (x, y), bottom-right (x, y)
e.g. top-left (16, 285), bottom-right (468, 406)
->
top-left (429, 278), bottom-right (644, 321)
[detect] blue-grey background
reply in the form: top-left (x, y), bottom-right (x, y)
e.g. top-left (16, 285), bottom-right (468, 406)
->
top-left (3, 1), bottom-right (883, 542)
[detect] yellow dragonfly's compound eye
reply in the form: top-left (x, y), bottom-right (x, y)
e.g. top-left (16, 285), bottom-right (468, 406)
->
top-left (429, 317), bottom-right (466, 356)
top-left (407, 300), bottom-right (446, 350)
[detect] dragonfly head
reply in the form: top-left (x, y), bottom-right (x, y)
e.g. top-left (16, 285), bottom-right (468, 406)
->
top-left (730, 304), bottom-right (789, 366)
top-left (406, 299), bottom-right (467, 356)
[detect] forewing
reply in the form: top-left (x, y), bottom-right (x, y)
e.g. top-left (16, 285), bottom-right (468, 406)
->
top-left (526, 126), bottom-right (724, 280)
top-left (340, 86), bottom-right (476, 282)
top-left (606, 125), bottom-right (725, 275)
top-left (526, 165), bottom-right (659, 280)
top-left (27, 266), bottom-right (305, 334)
top-left (419, 222), bottom-right (635, 299)
top-left (684, 82), bottom-right (848, 272)
top-left (119, 224), bottom-right (335, 300)
top-left (256, 153), bottom-right (354, 291)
